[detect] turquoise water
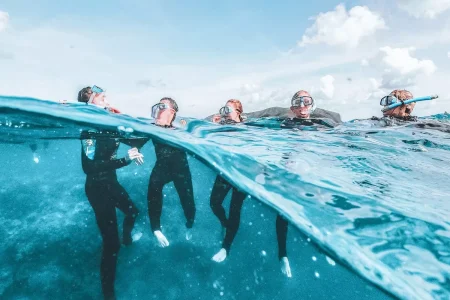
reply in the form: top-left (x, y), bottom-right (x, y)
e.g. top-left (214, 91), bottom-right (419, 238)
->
top-left (1, 96), bottom-right (449, 299)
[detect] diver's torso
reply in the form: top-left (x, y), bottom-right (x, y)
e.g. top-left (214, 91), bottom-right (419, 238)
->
top-left (81, 130), bottom-right (122, 183)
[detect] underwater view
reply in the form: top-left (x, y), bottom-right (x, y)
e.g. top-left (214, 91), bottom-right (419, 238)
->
top-left (1, 96), bottom-right (449, 300)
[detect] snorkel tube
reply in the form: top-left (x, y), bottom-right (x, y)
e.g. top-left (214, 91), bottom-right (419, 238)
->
top-left (381, 95), bottom-right (438, 112)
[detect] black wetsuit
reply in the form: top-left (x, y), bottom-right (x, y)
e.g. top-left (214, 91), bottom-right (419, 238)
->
top-left (281, 117), bottom-right (336, 129)
top-left (147, 137), bottom-right (196, 232)
top-left (81, 130), bottom-right (140, 300)
top-left (276, 215), bottom-right (288, 259)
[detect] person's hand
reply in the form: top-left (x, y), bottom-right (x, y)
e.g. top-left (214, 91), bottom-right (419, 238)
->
top-left (212, 114), bottom-right (221, 123)
top-left (180, 119), bottom-right (187, 127)
top-left (127, 147), bottom-right (144, 165)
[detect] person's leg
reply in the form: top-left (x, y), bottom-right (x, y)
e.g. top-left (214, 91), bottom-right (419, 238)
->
top-left (172, 159), bottom-right (196, 229)
top-left (110, 183), bottom-right (140, 246)
top-left (222, 188), bottom-right (246, 253)
top-left (210, 175), bottom-right (232, 228)
top-left (147, 162), bottom-right (171, 232)
top-left (276, 214), bottom-right (292, 278)
top-left (276, 214), bottom-right (288, 259)
top-left (86, 183), bottom-right (121, 300)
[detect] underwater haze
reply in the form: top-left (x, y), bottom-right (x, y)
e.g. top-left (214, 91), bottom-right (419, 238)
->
top-left (1, 96), bottom-right (450, 300)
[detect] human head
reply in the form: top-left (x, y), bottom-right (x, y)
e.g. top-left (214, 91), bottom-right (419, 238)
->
top-left (290, 90), bottom-right (314, 119)
top-left (382, 89), bottom-right (415, 118)
top-left (77, 87), bottom-right (92, 103)
top-left (220, 99), bottom-right (243, 123)
top-left (154, 97), bottom-right (178, 126)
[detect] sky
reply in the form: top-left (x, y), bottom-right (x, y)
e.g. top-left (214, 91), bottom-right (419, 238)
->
top-left (0, 0), bottom-right (449, 121)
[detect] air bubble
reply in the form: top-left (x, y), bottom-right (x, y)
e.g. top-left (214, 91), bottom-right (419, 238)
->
top-left (326, 256), bottom-right (336, 266)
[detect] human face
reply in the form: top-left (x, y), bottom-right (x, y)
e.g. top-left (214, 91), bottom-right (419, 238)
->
top-left (90, 92), bottom-right (109, 108)
top-left (290, 91), bottom-right (313, 119)
top-left (155, 100), bottom-right (176, 126)
top-left (220, 102), bottom-right (242, 122)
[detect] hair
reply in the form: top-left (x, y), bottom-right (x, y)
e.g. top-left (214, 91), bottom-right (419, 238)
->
top-left (160, 97), bottom-right (178, 124)
top-left (291, 90), bottom-right (311, 100)
top-left (390, 89), bottom-right (413, 101)
top-left (226, 99), bottom-right (243, 121)
top-left (77, 86), bottom-right (92, 103)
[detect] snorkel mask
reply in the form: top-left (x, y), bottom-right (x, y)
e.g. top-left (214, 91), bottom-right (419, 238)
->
top-left (89, 85), bottom-right (105, 105)
top-left (291, 95), bottom-right (316, 117)
top-left (219, 105), bottom-right (239, 116)
top-left (151, 103), bottom-right (177, 118)
top-left (380, 95), bottom-right (438, 113)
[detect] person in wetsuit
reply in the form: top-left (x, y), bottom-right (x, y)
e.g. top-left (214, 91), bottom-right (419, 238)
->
top-left (209, 99), bottom-right (248, 263)
top-left (351, 89), bottom-right (419, 126)
top-left (281, 90), bottom-right (336, 130)
top-left (370, 89), bottom-right (418, 125)
top-left (147, 97), bottom-right (196, 247)
top-left (79, 88), bottom-right (144, 300)
top-left (209, 99), bottom-right (290, 277)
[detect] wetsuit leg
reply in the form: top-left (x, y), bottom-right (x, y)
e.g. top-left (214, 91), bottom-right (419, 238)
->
top-left (210, 175), bottom-right (232, 228)
top-left (86, 183), bottom-right (121, 300)
top-left (172, 160), bottom-right (196, 228)
top-left (276, 214), bottom-right (288, 259)
top-left (110, 183), bottom-right (140, 245)
top-left (147, 162), bottom-right (171, 232)
top-left (222, 188), bottom-right (246, 253)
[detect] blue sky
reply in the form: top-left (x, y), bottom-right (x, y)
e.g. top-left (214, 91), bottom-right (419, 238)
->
top-left (1, 0), bottom-right (449, 120)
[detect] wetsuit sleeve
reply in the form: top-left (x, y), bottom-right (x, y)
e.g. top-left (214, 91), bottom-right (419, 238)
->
top-left (81, 139), bottom-right (130, 174)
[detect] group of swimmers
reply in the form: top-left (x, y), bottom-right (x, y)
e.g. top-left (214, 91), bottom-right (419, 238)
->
top-left (75, 85), bottom-right (430, 300)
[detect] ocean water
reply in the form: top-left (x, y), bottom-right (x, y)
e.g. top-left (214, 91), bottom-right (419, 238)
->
top-left (1, 96), bottom-right (449, 300)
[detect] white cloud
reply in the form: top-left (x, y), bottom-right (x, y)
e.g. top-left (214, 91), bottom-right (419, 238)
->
top-left (448, 51), bottom-right (450, 58)
top-left (361, 59), bottom-right (369, 66)
top-left (398, 0), bottom-right (450, 19)
top-left (379, 46), bottom-right (437, 88)
top-left (319, 75), bottom-right (335, 99)
top-left (299, 4), bottom-right (386, 48)
top-left (0, 11), bottom-right (9, 32)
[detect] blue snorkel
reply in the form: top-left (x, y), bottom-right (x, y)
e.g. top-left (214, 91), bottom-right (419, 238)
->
top-left (381, 95), bottom-right (438, 113)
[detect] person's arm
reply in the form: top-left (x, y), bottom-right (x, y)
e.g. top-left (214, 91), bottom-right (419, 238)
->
top-left (81, 138), bottom-right (131, 174)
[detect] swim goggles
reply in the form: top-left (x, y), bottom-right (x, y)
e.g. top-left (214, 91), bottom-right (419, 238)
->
top-left (291, 96), bottom-right (314, 107)
top-left (380, 95), bottom-right (405, 106)
top-left (151, 103), bottom-right (176, 118)
top-left (219, 105), bottom-right (241, 116)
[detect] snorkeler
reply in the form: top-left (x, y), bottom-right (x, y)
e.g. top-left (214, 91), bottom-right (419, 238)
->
top-left (77, 85), bottom-right (121, 113)
top-left (147, 97), bottom-right (196, 247)
top-left (209, 99), bottom-right (248, 262)
top-left (282, 90), bottom-right (337, 129)
top-left (79, 92), bottom-right (144, 300)
top-left (209, 100), bottom-right (291, 277)
top-left (368, 89), bottom-right (439, 126)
